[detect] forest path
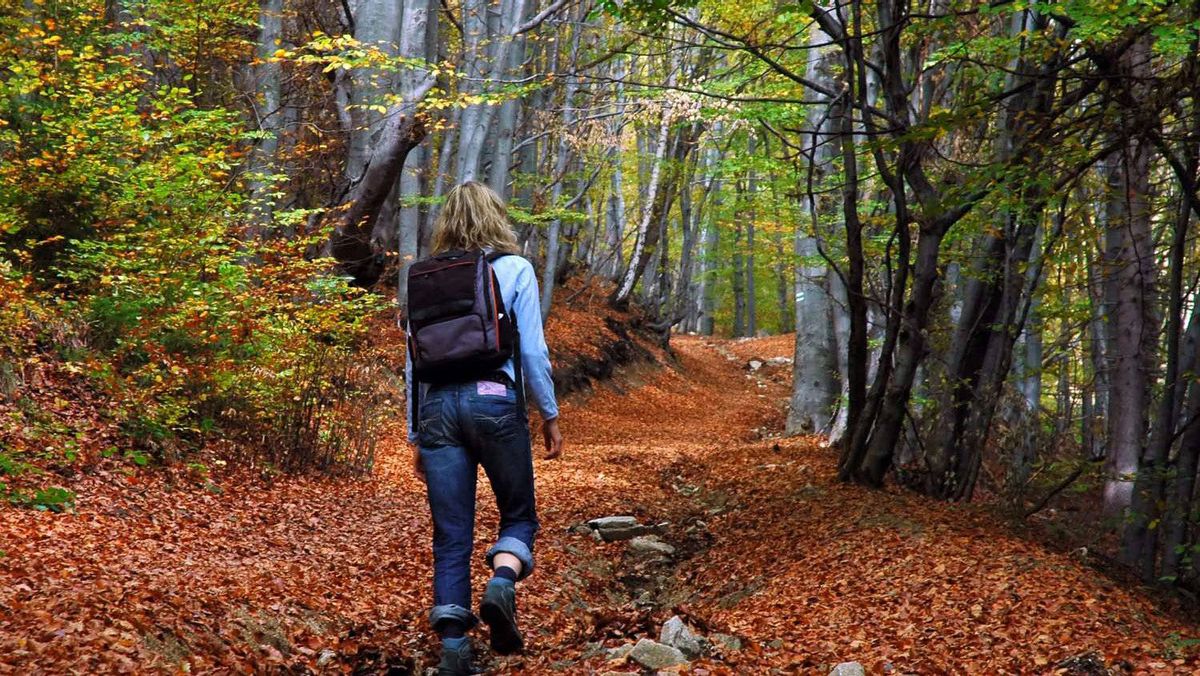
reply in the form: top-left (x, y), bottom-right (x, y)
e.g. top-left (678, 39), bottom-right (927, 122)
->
top-left (1, 336), bottom-right (1198, 674)
top-left (524, 336), bottom-right (1199, 674)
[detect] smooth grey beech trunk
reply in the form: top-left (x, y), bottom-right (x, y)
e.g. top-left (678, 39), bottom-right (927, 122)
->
top-left (603, 151), bottom-right (626, 280)
top-left (613, 104), bottom-right (671, 304)
top-left (787, 24), bottom-right (839, 437)
top-left (486, 2), bottom-right (529, 199)
top-left (344, 0), bottom-right (403, 187)
top-left (1101, 123), bottom-right (1155, 519)
top-left (329, 0), bottom-right (434, 285)
top-left (539, 7), bottom-right (583, 319)
top-left (598, 58), bottom-right (628, 281)
top-left (744, 134), bottom-right (757, 336)
top-left (676, 130), bottom-right (714, 331)
top-left (694, 136), bottom-right (724, 335)
top-left (245, 0), bottom-right (283, 235)
top-left (454, 0), bottom-right (560, 184)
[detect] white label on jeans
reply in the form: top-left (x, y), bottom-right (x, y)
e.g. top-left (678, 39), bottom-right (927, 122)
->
top-left (478, 381), bottom-right (506, 396)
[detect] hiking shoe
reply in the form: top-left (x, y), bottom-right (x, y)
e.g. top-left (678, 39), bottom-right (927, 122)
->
top-left (436, 638), bottom-right (479, 676)
top-left (479, 579), bottom-right (524, 654)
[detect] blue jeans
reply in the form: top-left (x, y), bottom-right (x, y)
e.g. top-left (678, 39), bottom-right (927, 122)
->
top-left (417, 378), bottom-right (539, 632)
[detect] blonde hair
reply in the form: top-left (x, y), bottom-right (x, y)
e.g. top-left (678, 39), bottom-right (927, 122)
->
top-left (430, 181), bottom-right (521, 255)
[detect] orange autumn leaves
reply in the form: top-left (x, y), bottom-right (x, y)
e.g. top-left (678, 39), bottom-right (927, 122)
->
top-left (1, 308), bottom-right (1198, 673)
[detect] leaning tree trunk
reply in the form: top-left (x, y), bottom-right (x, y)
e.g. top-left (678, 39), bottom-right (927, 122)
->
top-left (612, 108), bottom-right (671, 306)
top-left (916, 7), bottom-right (1061, 499)
top-left (344, 0), bottom-right (403, 188)
top-left (329, 0), bottom-right (433, 286)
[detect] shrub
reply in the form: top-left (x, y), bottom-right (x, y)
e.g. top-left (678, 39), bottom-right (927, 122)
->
top-left (0, 0), bottom-right (388, 477)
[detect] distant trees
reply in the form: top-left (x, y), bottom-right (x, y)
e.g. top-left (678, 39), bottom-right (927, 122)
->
top-left (626, 0), bottom-right (1200, 586)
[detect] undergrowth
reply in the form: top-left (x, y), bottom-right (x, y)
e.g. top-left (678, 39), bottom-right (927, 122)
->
top-left (0, 2), bottom-right (391, 501)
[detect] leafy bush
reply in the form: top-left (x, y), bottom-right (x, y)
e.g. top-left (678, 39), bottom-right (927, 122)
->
top-left (0, 0), bottom-right (389, 477)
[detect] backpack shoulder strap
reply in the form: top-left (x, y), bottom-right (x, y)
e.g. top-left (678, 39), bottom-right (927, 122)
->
top-left (481, 251), bottom-right (526, 414)
top-left (407, 331), bottom-right (421, 437)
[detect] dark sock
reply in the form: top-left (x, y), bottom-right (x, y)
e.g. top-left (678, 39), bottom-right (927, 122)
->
top-left (492, 565), bottom-right (519, 583)
top-left (440, 620), bottom-right (467, 640)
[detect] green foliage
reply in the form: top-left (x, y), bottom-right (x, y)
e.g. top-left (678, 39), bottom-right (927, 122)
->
top-left (597, 0), bottom-right (698, 30)
top-left (0, 0), bottom-right (388, 475)
top-left (1162, 632), bottom-right (1200, 660)
top-left (3, 483), bottom-right (76, 512)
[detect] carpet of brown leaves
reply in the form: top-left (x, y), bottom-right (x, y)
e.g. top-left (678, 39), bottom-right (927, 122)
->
top-left (2, 332), bottom-right (1198, 674)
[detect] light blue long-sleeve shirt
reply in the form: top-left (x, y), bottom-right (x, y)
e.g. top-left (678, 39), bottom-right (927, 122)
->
top-left (406, 254), bottom-right (558, 442)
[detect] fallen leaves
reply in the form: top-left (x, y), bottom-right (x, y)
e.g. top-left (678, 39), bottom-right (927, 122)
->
top-left (0, 325), bottom-right (1197, 674)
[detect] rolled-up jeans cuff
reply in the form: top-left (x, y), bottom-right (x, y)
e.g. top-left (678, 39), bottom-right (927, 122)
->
top-left (429, 604), bottom-right (477, 632)
top-left (486, 536), bottom-right (534, 580)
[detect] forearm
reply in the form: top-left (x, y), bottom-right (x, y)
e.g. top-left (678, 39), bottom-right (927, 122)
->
top-left (521, 342), bottom-right (558, 421)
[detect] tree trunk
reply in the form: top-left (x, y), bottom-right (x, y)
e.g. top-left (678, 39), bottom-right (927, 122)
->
top-left (696, 150), bottom-right (722, 336)
top-left (486, 14), bottom-right (528, 199)
top-left (788, 24), bottom-right (839, 436)
top-left (245, 0), bottom-right (283, 235)
top-left (538, 8), bottom-right (582, 319)
top-left (731, 217), bottom-right (746, 338)
top-left (612, 110), bottom-right (672, 306)
top-left (344, 0), bottom-right (404, 186)
top-left (1101, 132), bottom-right (1155, 522)
top-left (604, 153), bottom-right (627, 280)
top-left (329, 0), bottom-right (433, 286)
top-left (744, 134), bottom-right (758, 336)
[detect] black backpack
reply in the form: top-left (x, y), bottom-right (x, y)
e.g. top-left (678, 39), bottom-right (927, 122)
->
top-left (406, 249), bottom-right (524, 424)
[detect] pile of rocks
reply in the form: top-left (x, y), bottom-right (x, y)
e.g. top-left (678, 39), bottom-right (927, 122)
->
top-left (601, 615), bottom-right (742, 673)
top-left (574, 516), bottom-right (668, 543)
top-left (602, 615), bottom-right (866, 675)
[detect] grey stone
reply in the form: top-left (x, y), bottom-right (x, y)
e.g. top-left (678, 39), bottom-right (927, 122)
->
top-left (748, 359), bottom-right (764, 371)
top-left (829, 662), bottom-right (867, 676)
top-left (766, 356), bottom-right (793, 366)
top-left (588, 516), bottom-right (639, 529)
top-left (588, 516), bottom-right (646, 541)
top-left (605, 643), bottom-right (634, 661)
top-left (629, 638), bottom-right (688, 670)
top-left (598, 526), bottom-right (644, 541)
top-left (710, 633), bottom-right (743, 652)
top-left (658, 616), bottom-right (701, 658)
top-left (316, 649), bottom-right (337, 668)
top-left (630, 535), bottom-right (676, 557)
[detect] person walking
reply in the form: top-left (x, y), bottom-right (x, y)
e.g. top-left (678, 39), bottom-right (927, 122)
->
top-left (405, 181), bottom-right (564, 675)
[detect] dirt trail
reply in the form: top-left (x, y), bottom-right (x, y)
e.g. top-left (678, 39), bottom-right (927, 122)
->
top-left (2, 336), bottom-right (1198, 674)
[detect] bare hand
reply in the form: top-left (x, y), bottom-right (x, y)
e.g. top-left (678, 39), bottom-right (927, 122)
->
top-left (410, 443), bottom-right (425, 481)
top-left (543, 418), bottom-right (563, 460)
